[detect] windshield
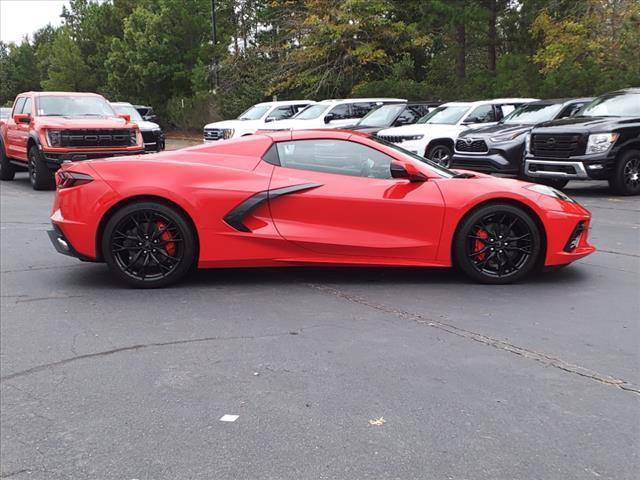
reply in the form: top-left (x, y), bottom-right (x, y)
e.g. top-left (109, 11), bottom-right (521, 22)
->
top-left (579, 92), bottom-right (640, 117)
top-left (37, 95), bottom-right (115, 117)
top-left (111, 104), bottom-right (143, 122)
top-left (417, 105), bottom-right (469, 125)
top-left (238, 105), bottom-right (270, 120)
top-left (371, 136), bottom-right (455, 178)
top-left (294, 104), bottom-right (330, 120)
top-left (501, 103), bottom-right (563, 125)
top-left (357, 104), bottom-right (405, 127)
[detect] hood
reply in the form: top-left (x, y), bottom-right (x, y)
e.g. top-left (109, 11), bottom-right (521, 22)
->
top-left (34, 116), bottom-right (135, 129)
top-left (263, 118), bottom-right (323, 130)
top-left (459, 123), bottom-right (532, 139)
top-left (378, 123), bottom-right (459, 137)
top-left (134, 120), bottom-right (160, 131)
top-left (534, 115), bottom-right (640, 133)
top-left (204, 119), bottom-right (262, 129)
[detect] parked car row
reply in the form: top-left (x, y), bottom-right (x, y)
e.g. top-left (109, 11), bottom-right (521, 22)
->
top-left (201, 89), bottom-right (639, 195)
top-left (0, 92), bottom-right (165, 190)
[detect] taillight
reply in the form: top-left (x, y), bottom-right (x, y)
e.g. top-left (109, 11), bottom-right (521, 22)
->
top-left (56, 171), bottom-right (93, 189)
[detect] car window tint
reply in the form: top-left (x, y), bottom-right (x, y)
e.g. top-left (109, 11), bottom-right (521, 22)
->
top-left (270, 106), bottom-right (294, 120)
top-left (276, 139), bottom-right (394, 179)
top-left (558, 103), bottom-right (586, 118)
top-left (328, 104), bottom-right (351, 120)
top-left (466, 104), bottom-right (496, 123)
top-left (13, 97), bottom-right (26, 115)
top-left (396, 107), bottom-right (421, 125)
top-left (22, 98), bottom-right (32, 115)
top-left (350, 102), bottom-right (377, 118)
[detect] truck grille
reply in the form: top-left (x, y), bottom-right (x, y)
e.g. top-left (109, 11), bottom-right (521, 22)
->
top-left (377, 134), bottom-right (419, 143)
top-left (204, 128), bottom-right (224, 141)
top-left (531, 133), bottom-right (584, 158)
top-left (60, 129), bottom-right (133, 148)
top-left (455, 138), bottom-right (488, 153)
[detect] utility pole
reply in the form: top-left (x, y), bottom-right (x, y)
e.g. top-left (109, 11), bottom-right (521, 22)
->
top-left (211, 0), bottom-right (219, 90)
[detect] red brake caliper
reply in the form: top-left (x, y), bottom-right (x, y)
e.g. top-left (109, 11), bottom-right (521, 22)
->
top-left (156, 221), bottom-right (176, 256)
top-left (474, 228), bottom-right (488, 261)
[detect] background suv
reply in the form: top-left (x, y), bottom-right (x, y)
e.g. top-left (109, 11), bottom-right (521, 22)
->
top-left (203, 100), bottom-right (314, 142)
top-left (451, 98), bottom-right (592, 182)
top-left (525, 88), bottom-right (640, 195)
top-left (0, 91), bottom-right (143, 190)
top-left (377, 98), bottom-right (537, 165)
top-left (111, 102), bottom-right (165, 153)
top-left (260, 98), bottom-right (407, 131)
top-left (346, 102), bottom-right (441, 134)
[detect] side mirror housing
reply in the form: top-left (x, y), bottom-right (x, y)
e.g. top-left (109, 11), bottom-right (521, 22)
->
top-left (394, 116), bottom-right (411, 126)
top-left (390, 161), bottom-right (427, 182)
top-left (118, 113), bottom-right (131, 122)
top-left (14, 113), bottom-right (30, 124)
top-left (462, 116), bottom-right (479, 125)
top-left (324, 113), bottom-right (335, 124)
top-left (265, 116), bottom-right (276, 123)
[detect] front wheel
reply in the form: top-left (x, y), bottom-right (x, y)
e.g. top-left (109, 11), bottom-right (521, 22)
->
top-left (0, 142), bottom-right (16, 181)
top-left (428, 144), bottom-right (452, 167)
top-left (609, 150), bottom-right (640, 195)
top-left (101, 202), bottom-right (196, 288)
top-left (454, 203), bottom-right (542, 284)
top-left (28, 145), bottom-right (55, 190)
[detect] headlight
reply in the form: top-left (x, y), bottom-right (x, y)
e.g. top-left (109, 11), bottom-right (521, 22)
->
top-left (223, 128), bottom-right (235, 139)
top-left (401, 135), bottom-right (423, 141)
top-left (490, 130), bottom-right (527, 143)
top-left (47, 129), bottom-right (62, 147)
top-left (586, 132), bottom-right (618, 154)
top-left (526, 183), bottom-right (576, 203)
top-left (524, 133), bottom-right (531, 153)
top-left (130, 129), bottom-right (139, 145)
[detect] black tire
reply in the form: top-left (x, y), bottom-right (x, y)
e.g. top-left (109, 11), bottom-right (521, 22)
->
top-left (454, 203), bottom-right (542, 284)
top-left (28, 145), bottom-right (55, 190)
top-left (608, 149), bottom-right (640, 196)
top-left (0, 141), bottom-right (16, 181)
top-left (101, 201), bottom-right (196, 288)
top-left (428, 144), bottom-right (452, 167)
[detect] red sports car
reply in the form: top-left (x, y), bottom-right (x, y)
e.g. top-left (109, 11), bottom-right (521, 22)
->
top-left (48, 130), bottom-right (595, 287)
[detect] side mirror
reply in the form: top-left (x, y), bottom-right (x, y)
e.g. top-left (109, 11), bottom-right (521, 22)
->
top-left (390, 161), bottom-right (427, 182)
top-left (14, 113), bottom-right (30, 124)
top-left (394, 116), bottom-right (411, 126)
top-left (265, 116), bottom-right (277, 123)
top-left (462, 116), bottom-right (479, 124)
top-left (324, 113), bottom-right (335, 124)
top-left (118, 113), bottom-right (131, 122)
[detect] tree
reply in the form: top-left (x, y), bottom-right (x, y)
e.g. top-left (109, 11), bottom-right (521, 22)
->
top-left (41, 28), bottom-right (93, 91)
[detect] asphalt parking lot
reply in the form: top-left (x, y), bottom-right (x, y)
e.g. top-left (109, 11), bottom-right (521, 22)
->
top-left (1, 141), bottom-right (639, 479)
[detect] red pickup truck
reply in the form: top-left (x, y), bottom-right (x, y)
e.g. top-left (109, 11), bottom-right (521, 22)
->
top-left (0, 91), bottom-right (144, 190)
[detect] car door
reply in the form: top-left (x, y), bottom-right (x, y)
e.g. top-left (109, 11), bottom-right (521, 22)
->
top-left (323, 104), bottom-right (355, 128)
top-left (266, 133), bottom-right (445, 261)
top-left (6, 96), bottom-right (27, 159)
top-left (15, 96), bottom-right (33, 159)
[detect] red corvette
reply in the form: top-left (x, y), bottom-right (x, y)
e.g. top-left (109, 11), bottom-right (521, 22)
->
top-left (48, 130), bottom-right (594, 287)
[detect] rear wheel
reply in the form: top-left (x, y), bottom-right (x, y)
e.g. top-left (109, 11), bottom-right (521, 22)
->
top-left (428, 144), bottom-right (452, 167)
top-left (28, 145), bottom-right (55, 190)
top-left (609, 150), bottom-right (640, 195)
top-left (0, 142), bottom-right (16, 181)
top-left (454, 203), bottom-right (542, 284)
top-left (101, 202), bottom-right (196, 288)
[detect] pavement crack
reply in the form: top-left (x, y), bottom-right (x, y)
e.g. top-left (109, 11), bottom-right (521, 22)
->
top-left (307, 283), bottom-right (640, 396)
top-left (0, 327), bottom-right (328, 382)
top-left (596, 249), bottom-right (640, 258)
top-left (0, 468), bottom-right (31, 478)
top-left (1, 264), bottom-right (85, 274)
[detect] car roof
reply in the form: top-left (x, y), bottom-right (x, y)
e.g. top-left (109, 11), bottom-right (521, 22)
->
top-left (22, 91), bottom-right (104, 97)
top-left (527, 97), bottom-right (594, 106)
top-left (605, 88), bottom-right (640, 95)
top-left (318, 98), bottom-right (407, 104)
top-left (254, 100), bottom-right (315, 106)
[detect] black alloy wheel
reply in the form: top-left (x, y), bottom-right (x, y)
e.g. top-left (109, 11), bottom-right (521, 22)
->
top-left (428, 145), bottom-right (452, 167)
top-left (102, 202), bottom-right (196, 288)
top-left (28, 145), bottom-right (55, 190)
top-left (610, 150), bottom-right (640, 195)
top-left (454, 203), bottom-right (542, 284)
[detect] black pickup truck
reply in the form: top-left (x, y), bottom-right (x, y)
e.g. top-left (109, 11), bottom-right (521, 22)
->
top-left (524, 88), bottom-right (640, 195)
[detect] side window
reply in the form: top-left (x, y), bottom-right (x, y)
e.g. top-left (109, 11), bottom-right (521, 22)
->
top-left (497, 104), bottom-right (518, 119)
top-left (13, 97), bottom-right (26, 115)
top-left (465, 104), bottom-right (496, 123)
top-left (327, 104), bottom-right (350, 120)
top-left (350, 102), bottom-right (377, 118)
top-left (558, 103), bottom-right (584, 118)
top-left (22, 97), bottom-right (32, 116)
top-left (275, 139), bottom-right (394, 179)
top-left (269, 106), bottom-right (294, 120)
top-left (293, 104), bottom-right (310, 114)
top-left (395, 107), bottom-right (420, 126)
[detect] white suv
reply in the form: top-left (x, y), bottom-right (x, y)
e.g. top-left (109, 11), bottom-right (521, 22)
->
top-left (377, 98), bottom-right (538, 166)
top-left (260, 98), bottom-right (407, 131)
top-left (203, 100), bottom-right (315, 142)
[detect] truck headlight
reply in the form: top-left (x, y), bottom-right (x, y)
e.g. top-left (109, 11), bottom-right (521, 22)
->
top-left (130, 129), bottom-right (139, 145)
top-left (586, 133), bottom-right (618, 154)
top-left (524, 133), bottom-right (531, 153)
top-left (47, 130), bottom-right (62, 147)
top-left (223, 128), bottom-right (235, 139)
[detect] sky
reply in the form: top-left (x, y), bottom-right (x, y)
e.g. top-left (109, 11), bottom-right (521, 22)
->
top-left (0, 0), bottom-right (70, 44)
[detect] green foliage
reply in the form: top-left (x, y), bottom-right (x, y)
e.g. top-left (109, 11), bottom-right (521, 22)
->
top-left (0, 0), bottom-right (638, 122)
